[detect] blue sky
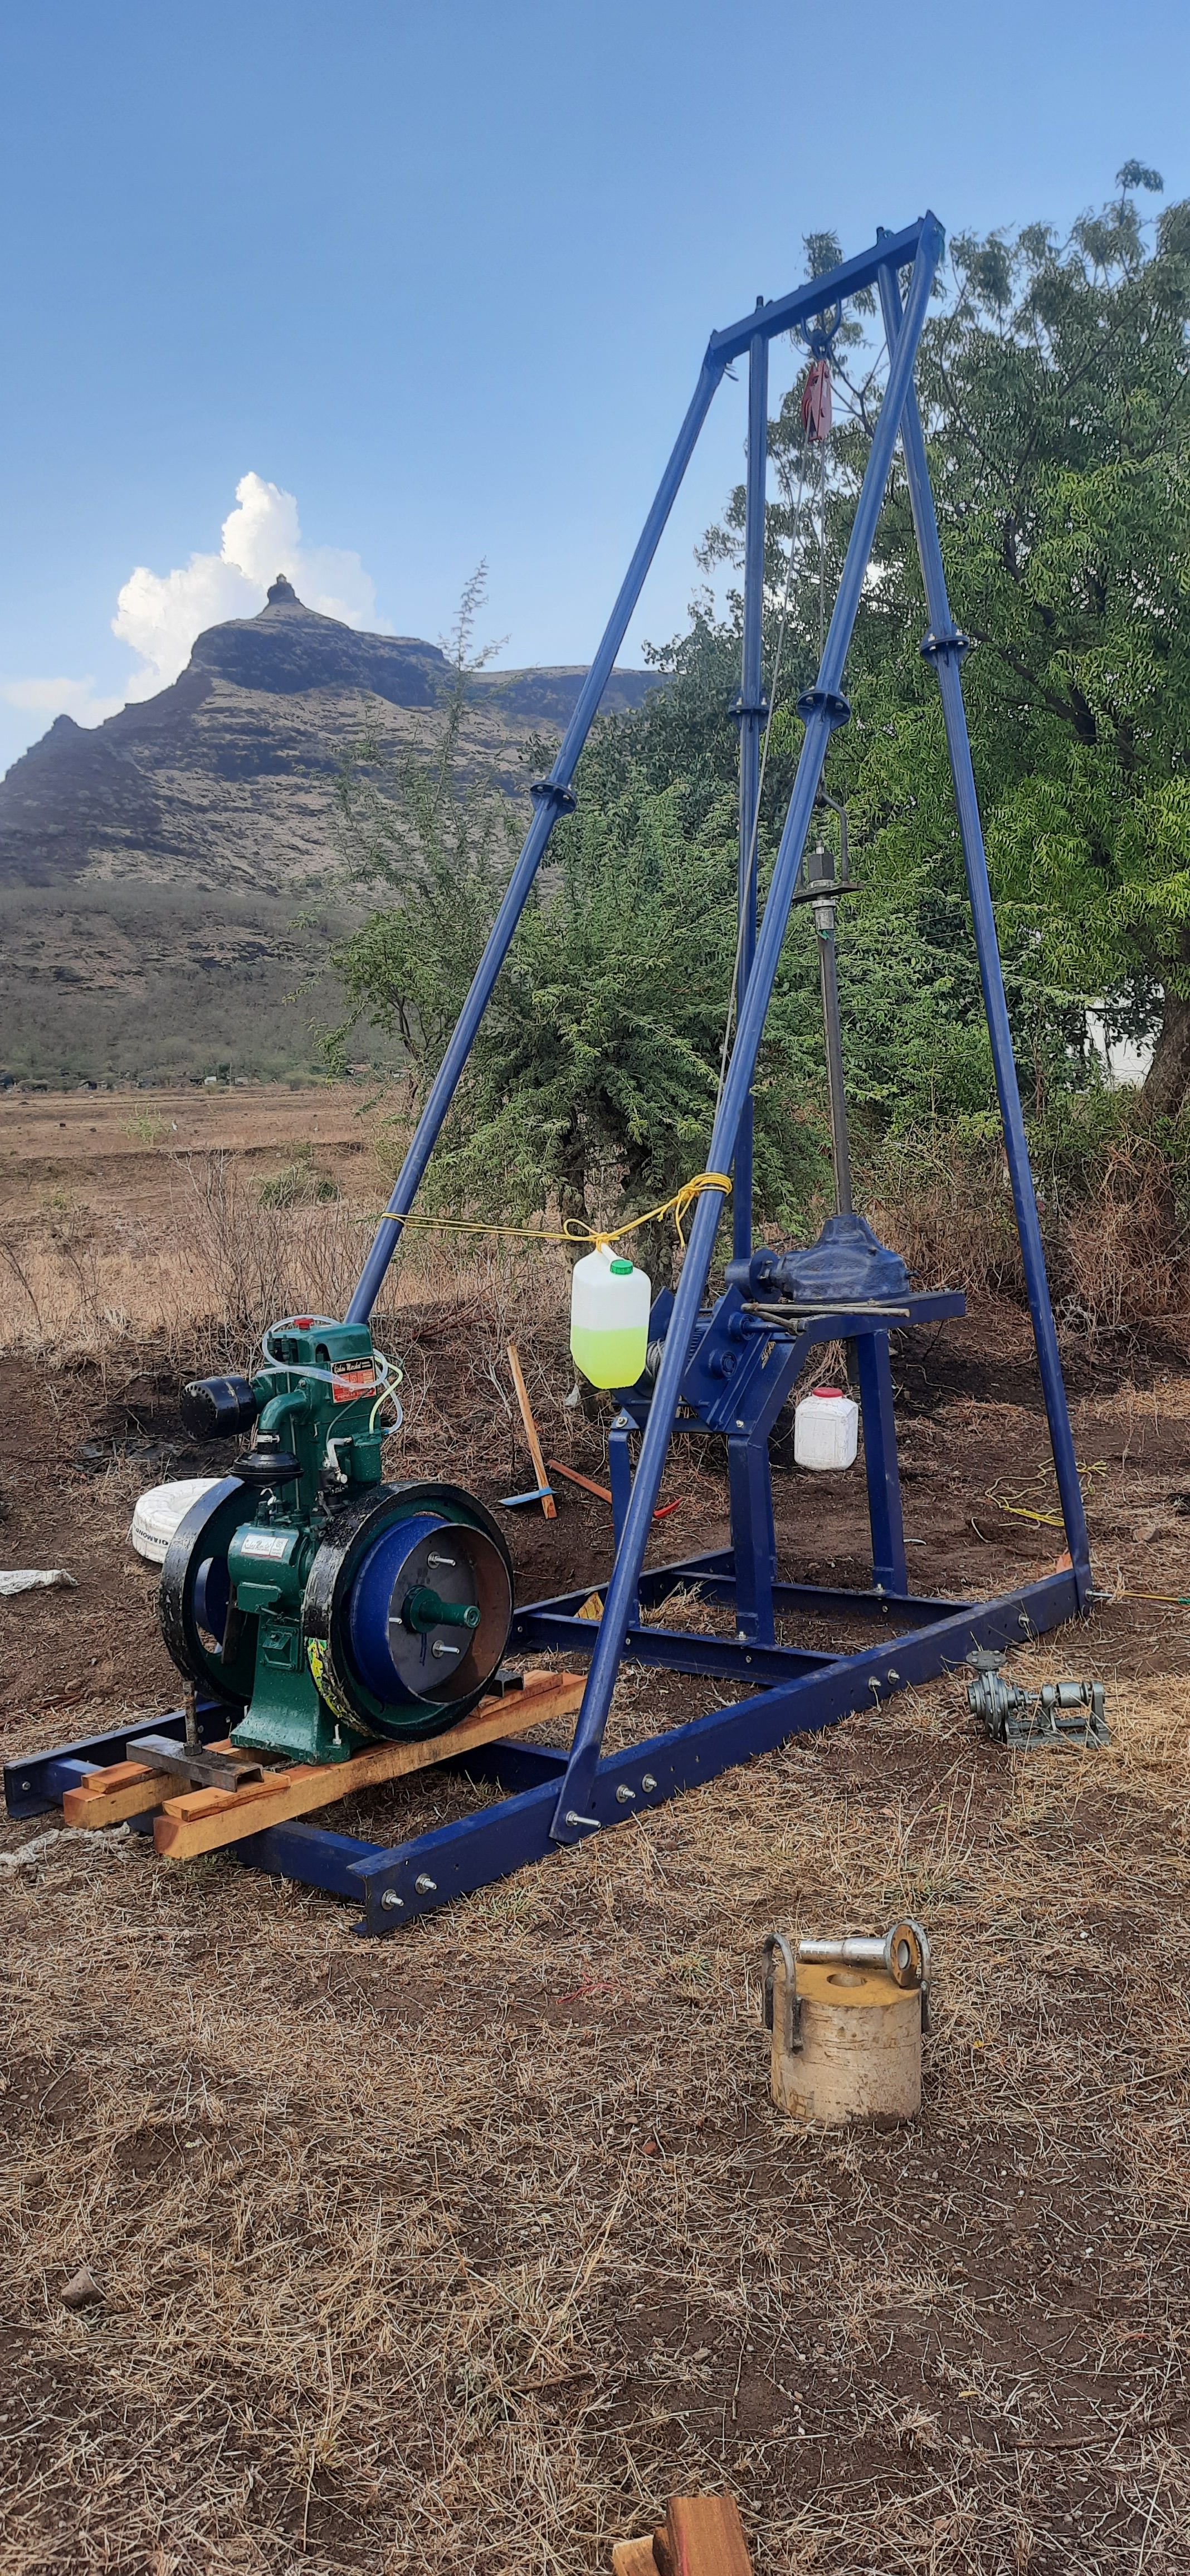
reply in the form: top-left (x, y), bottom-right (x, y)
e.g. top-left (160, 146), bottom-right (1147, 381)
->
top-left (1, 0), bottom-right (1187, 772)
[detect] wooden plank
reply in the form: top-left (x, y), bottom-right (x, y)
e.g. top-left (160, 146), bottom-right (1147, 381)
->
top-left (548, 1456), bottom-right (616, 1504)
top-left (665, 2498), bottom-right (753, 2576)
top-left (153, 1670), bottom-right (584, 1862)
top-left (611, 2539), bottom-right (665, 2576)
top-left (548, 1456), bottom-right (684, 1523)
top-left (63, 1741), bottom-right (236, 1829)
top-left (506, 1341), bottom-right (556, 1518)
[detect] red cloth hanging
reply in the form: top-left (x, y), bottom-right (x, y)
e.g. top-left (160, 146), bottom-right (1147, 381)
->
top-left (801, 359), bottom-right (832, 443)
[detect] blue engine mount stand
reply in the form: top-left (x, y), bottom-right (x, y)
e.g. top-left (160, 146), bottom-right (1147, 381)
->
top-left (8, 218), bottom-right (1091, 1932)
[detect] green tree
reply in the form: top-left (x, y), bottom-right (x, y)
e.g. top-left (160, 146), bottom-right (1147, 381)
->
top-left (333, 680), bottom-right (830, 1270)
top-left (805, 168), bottom-right (1190, 1106)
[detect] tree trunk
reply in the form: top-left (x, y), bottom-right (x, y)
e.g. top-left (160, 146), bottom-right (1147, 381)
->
top-left (1145, 992), bottom-right (1190, 1116)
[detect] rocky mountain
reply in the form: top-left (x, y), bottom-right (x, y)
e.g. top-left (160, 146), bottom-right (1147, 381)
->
top-left (0, 575), bottom-right (661, 892)
top-left (0, 580), bottom-right (662, 1084)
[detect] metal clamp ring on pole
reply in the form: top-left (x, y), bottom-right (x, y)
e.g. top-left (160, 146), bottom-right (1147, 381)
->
top-left (796, 686), bottom-right (852, 729)
top-left (529, 779), bottom-right (578, 814)
top-left (920, 629), bottom-right (972, 664)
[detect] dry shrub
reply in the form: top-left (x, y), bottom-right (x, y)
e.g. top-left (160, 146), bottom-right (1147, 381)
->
top-left (1059, 1145), bottom-right (1178, 1335)
top-left (3, 1104), bottom-right (1187, 1370)
top-left (864, 1123), bottom-right (1188, 1338)
top-left (865, 1134), bottom-right (1026, 1298)
top-left (0, 1145), bottom-right (577, 1397)
top-left (175, 1153), bottom-right (371, 1358)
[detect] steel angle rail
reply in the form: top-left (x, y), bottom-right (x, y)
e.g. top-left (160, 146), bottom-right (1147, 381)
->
top-left (343, 1563), bottom-right (1077, 1932)
top-left (345, 216), bottom-right (934, 1329)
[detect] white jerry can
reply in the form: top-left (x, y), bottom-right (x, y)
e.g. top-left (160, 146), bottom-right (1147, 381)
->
top-left (569, 1247), bottom-right (651, 1389)
top-left (794, 1384), bottom-right (859, 1471)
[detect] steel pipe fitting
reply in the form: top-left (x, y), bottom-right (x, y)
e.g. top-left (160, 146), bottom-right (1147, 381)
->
top-left (796, 1918), bottom-right (929, 1992)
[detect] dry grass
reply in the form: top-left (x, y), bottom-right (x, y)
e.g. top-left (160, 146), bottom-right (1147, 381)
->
top-left (0, 1143), bottom-right (574, 1389)
top-left (2, 1658), bottom-right (1188, 2574)
top-left (867, 1128), bottom-right (1189, 1345)
top-left (6, 1083), bottom-right (1190, 1370)
top-left (2, 1098), bottom-right (1189, 2570)
top-left (1061, 1157), bottom-right (1179, 1339)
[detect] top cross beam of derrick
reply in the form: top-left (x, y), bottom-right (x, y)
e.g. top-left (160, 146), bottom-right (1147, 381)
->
top-left (706, 214), bottom-right (933, 364)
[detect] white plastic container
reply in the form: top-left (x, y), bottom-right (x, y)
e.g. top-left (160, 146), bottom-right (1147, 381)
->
top-left (794, 1385), bottom-right (859, 1472)
top-left (130, 1477), bottom-right (223, 1565)
top-left (569, 1246), bottom-right (651, 1389)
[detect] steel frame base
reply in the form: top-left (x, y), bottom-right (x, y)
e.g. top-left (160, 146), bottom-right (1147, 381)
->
top-left (6, 1553), bottom-right (1079, 1938)
top-left (3, 221), bottom-right (1094, 1936)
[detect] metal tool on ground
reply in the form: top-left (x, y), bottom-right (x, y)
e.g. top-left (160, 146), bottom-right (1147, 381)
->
top-left (966, 1650), bottom-right (1109, 1749)
top-left (11, 221), bottom-right (1092, 1934)
top-left (763, 1921), bottom-right (929, 2123)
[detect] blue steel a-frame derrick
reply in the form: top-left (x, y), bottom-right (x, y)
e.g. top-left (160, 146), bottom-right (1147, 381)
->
top-left (7, 218), bottom-right (1092, 1931)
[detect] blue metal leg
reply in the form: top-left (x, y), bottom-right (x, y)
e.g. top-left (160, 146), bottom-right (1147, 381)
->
top-left (877, 256), bottom-right (1090, 1602)
top-left (550, 221), bottom-right (945, 1842)
top-left (855, 1330), bottom-right (907, 1593)
top-left (733, 319), bottom-right (769, 1267)
top-left (728, 1432), bottom-right (777, 1642)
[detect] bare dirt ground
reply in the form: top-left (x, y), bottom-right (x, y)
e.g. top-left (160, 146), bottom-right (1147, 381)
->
top-left (0, 1082), bottom-right (372, 1217)
top-left (1, 1101), bottom-right (1188, 2574)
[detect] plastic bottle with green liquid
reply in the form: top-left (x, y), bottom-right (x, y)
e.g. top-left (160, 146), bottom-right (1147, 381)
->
top-left (569, 1246), bottom-right (651, 1389)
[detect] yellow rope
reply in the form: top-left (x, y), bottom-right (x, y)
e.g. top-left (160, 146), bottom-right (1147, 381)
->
top-left (375, 1170), bottom-right (733, 1254)
top-left (991, 1462), bottom-right (1107, 1528)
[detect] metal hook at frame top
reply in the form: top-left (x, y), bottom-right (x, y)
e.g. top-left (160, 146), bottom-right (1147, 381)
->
top-left (793, 304), bottom-right (845, 362)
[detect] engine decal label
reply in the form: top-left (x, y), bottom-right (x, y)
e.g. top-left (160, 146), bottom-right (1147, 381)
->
top-left (333, 1365), bottom-right (377, 1404)
top-left (238, 1530), bottom-right (291, 1560)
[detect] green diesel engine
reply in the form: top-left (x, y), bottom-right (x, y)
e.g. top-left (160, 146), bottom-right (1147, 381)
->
top-left (162, 1314), bottom-right (513, 1765)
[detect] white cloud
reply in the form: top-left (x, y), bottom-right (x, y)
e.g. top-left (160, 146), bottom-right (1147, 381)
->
top-left (0, 475), bottom-right (383, 772)
top-left (0, 674), bottom-right (124, 730)
top-left (111, 471), bottom-right (382, 699)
